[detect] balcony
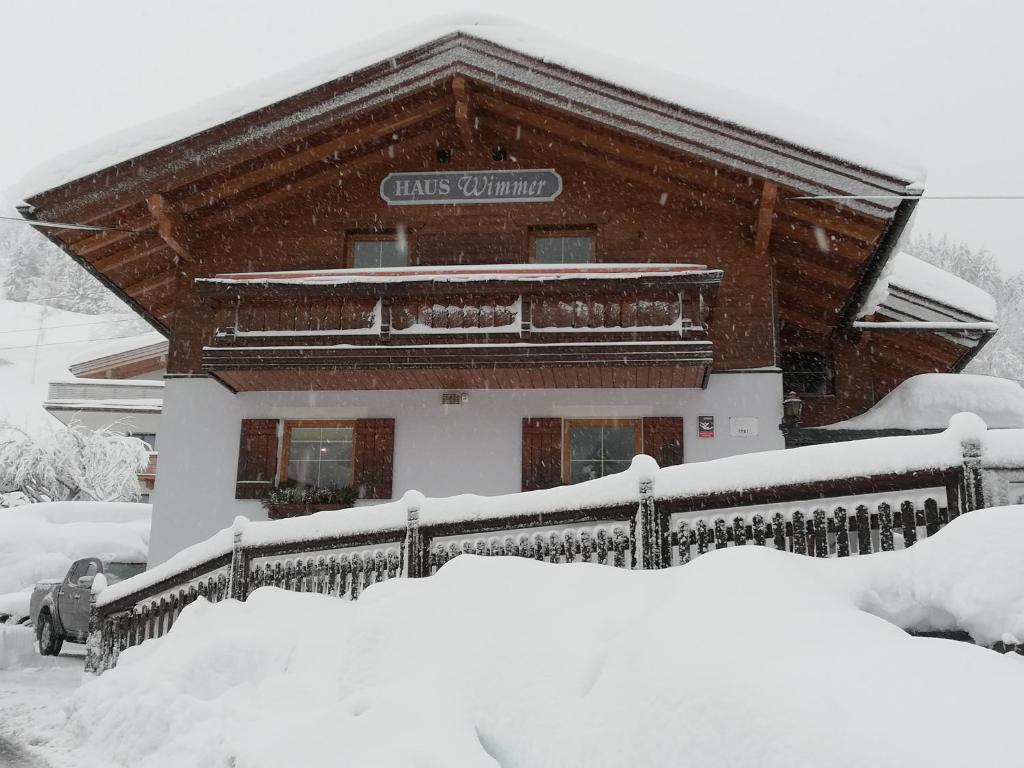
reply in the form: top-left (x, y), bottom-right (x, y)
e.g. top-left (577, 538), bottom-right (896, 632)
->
top-left (197, 264), bottom-right (722, 391)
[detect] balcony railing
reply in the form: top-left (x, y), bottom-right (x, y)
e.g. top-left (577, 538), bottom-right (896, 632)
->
top-left (197, 264), bottom-right (722, 390)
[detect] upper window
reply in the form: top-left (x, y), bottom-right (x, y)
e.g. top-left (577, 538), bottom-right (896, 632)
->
top-left (281, 421), bottom-right (355, 490)
top-left (350, 236), bottom-right (408, 268)
top-left (564, 420), bottom-right (640, 484)
top-left (781, 351), bottom-right (834, 396)
top-left (533, 234), bottom-right (594, 264)
top-left (128, 432), bottom-right (157, 451)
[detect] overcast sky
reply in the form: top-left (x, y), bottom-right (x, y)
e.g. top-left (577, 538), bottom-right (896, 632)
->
top-left (1, 0), bottom-right (1020, 274)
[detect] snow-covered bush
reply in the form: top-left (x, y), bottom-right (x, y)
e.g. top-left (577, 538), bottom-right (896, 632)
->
top-left (0, 422), bottom-right (150, 505)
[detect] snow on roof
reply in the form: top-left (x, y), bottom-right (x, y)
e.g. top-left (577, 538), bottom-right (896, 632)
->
top-left (861, 251), bottom-right (997, 322)
top-left (68, 331), bottom-right (167, 369)
top-left (822, 374), bottom-right (1024, 431)
top-left (204, 263), bottom-right (717, 286)
top-left (16, 14), bottom-right (924, 201)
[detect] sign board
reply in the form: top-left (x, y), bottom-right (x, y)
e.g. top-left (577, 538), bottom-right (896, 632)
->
top-left (729, 417), bottom-right (759, 437)
top-left (380, 169), bottom-right (563, 206)
top-left (697, 415), bottom-right (715, 438)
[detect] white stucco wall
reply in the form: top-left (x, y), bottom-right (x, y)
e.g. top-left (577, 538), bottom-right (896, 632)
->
top-left (148, 372), bottom-right (783, 565)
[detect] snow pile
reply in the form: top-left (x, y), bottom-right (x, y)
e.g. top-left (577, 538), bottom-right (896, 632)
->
top-left (64, 507), bottom-right (1024, 768)
top-left (68, 331), bottom-right (166, 370)
top-left (0, 300), bottom-right (153, 433)
top-left (16, 14), bottom-right (921, 202)
top-left (0, 624), bottom-right (36, 670)
top-left (860, 251), bottom-right (997, 321)
top-left (0, 502), bottom-right (150, 621)
top-left (823, 374), bottom-right (1024, 431)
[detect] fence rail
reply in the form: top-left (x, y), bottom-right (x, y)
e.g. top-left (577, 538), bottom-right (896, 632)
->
top-left (86, 427), bottom-right (1011, 673)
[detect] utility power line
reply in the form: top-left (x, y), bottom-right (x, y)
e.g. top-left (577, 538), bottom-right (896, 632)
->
top-left (0, 316), bottom-right (142, 335)
top-left (0, 332), bottom-right (149, 353)
top-left (0, 215), bottom-right (142, 233)
top-left (789, 194), bottom-right (1024, 201)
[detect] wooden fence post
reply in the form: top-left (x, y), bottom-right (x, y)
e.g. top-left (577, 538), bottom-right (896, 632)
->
top-left (631, 455), bottom-right (660, 569)
top-left (228, 516), bottom-right (250, 600)
top-left (959, 431), bottom-right (986, 514)
top-left (402, 491), bottom-right (424, 578)
top-left (83, 574), bottom-right (106, 675)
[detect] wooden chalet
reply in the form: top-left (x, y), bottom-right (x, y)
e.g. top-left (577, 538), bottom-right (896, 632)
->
top-left (16, 18), bottom-right (996, 563)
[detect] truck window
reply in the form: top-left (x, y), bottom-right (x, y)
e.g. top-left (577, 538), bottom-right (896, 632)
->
top-left (103, 562), bottom-right (145, 585)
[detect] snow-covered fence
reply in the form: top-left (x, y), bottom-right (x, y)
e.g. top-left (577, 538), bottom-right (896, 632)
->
top-left (86, 416), bottom-right (1022, 673)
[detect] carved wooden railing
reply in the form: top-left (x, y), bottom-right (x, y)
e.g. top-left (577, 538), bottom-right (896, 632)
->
top-left (86, 425), bottom-right (1017, 673)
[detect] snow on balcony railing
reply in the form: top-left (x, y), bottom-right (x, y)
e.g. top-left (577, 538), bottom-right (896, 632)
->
top-left (201, 263), bottom-right (720, 286)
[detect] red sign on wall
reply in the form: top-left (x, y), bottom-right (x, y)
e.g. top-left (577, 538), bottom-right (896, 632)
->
top-left (698, 415), bottom-right (715, 438)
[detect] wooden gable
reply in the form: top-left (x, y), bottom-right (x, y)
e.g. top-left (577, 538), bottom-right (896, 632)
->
top-left (18, 31), bottom-right (927, 396)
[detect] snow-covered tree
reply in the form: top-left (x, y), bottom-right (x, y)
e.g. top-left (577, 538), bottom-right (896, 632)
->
top-left (906, 235), bottom-right (1024, 383)
top-left (0, 222), bottom-right (126, 314)
top-left (0, 422), bottom-right (150, 505)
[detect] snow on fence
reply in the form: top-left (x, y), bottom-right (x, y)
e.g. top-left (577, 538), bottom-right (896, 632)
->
top-left (86, 415), bottom-right (1022, 673)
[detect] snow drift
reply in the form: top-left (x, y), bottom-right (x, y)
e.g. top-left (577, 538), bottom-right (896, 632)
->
top-left (0, 502), bottom-right (150, 621)
top-left (823, 373), bottom-right (1024, 431)
top-left (64, 506), bottom-right (1024, 768)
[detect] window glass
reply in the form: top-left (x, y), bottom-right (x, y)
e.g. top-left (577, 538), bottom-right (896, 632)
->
top-left (567, 423), bottom-right (637, 483)
top-left (534, 235), bottom-right (593, 264)
top-left (285, 424), bottom-right (354, 490)
top-left (128, 432), bottom-right (157, 451)
top-left (103, 562), bottom-right (146, 585)
top-left (781, 352), bottom-right (833, 396)
top-left (352, 238), bottom-right (408, 268)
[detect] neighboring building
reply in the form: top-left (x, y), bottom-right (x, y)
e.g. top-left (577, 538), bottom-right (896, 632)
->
top-left (17, 19), bottom-right (996, 564)
top-left (44, 332), bottom-right (167, 499)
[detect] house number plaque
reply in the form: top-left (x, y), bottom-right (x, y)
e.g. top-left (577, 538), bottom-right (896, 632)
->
top-left (380, 169), bottom-right (563, 206)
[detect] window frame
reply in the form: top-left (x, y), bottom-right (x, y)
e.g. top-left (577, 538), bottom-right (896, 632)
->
top-left (780, 351), bottom-right (835, 397)
top-left (346, 232), bottom-right (411, 269)
top-left (528, 228), bottom-right (597, 265)
top-left (279, 419), bottom-right (357, 489)
top-left (562, 418), bottom-right (642, 484)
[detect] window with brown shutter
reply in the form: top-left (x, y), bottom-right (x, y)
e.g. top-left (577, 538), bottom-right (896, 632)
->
top-left (642, 417), bottom-right (684, 468)
top-left (352, 418), bottom-right (395, 499)
top-left (522, 418), bottom-right (563, 491)
top-left (235, 419), bottom-right (279, 499)
top-left (237, 418), bottom-right (396, 501)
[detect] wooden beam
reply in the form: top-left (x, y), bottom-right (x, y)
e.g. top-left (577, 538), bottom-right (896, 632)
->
top-left (147, 194), bottom-right (196, 262)
top-left (477, 118), bottom-right (743, 213)
top-left (775, 199), bottom-right (884, 245)
top-left (198, 129), bottom-right (440, 230)
top-left (125, 270), bottom-right (177, 298)
top-left (474, 92), bottom-right (759, 204)
top-left (179, 100), bottom-right (449, 214)
top-left (91, 239), bottom-right (170, 274)
top-left (452, 75), bottom-right (474, 148)
top-left (754, 181), bottom-right (778, 258)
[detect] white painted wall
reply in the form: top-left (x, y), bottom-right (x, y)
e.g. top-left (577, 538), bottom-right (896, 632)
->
top-left (148, 372), bottom-right (783, 565)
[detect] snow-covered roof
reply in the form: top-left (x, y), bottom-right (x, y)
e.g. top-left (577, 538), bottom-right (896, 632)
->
top-left (821, 374), bottom-right (1024, 431)
top-left (861, 252), bottom-right (997, 322)
top-left (203, 263), bottom-right (718, 287)
top-left (68, 331), bottom-right (167, 369)
top-left (16, 14), bottom-right (923, 202)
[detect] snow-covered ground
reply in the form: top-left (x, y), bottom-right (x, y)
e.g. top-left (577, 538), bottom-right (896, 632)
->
top-left (0, 300), bottom-right (150, 433)
top-left (0, 502), bottom-right (150, 622)
top-left (1, 505), bottom-right (1022, 767)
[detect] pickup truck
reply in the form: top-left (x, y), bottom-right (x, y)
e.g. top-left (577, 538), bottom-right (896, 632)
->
top-left (29, 557), bottom-right (145, 655)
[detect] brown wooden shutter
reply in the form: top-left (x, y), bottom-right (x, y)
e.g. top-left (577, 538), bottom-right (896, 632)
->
top-left (642, 417), bottom-right (684, 468)
top-left (235, 419), bottom-right (279, 499)
top-left (353, 418), bottom-right (395, 499)
top-left (522, 418), bottom-right (563, 491)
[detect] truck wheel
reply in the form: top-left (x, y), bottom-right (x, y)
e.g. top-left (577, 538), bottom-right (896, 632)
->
top-left (37, 612), bottom-right (64, 656)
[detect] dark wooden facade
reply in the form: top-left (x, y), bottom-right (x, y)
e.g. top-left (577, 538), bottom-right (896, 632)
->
top-left (18, 31), bottom-right (980, 426)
